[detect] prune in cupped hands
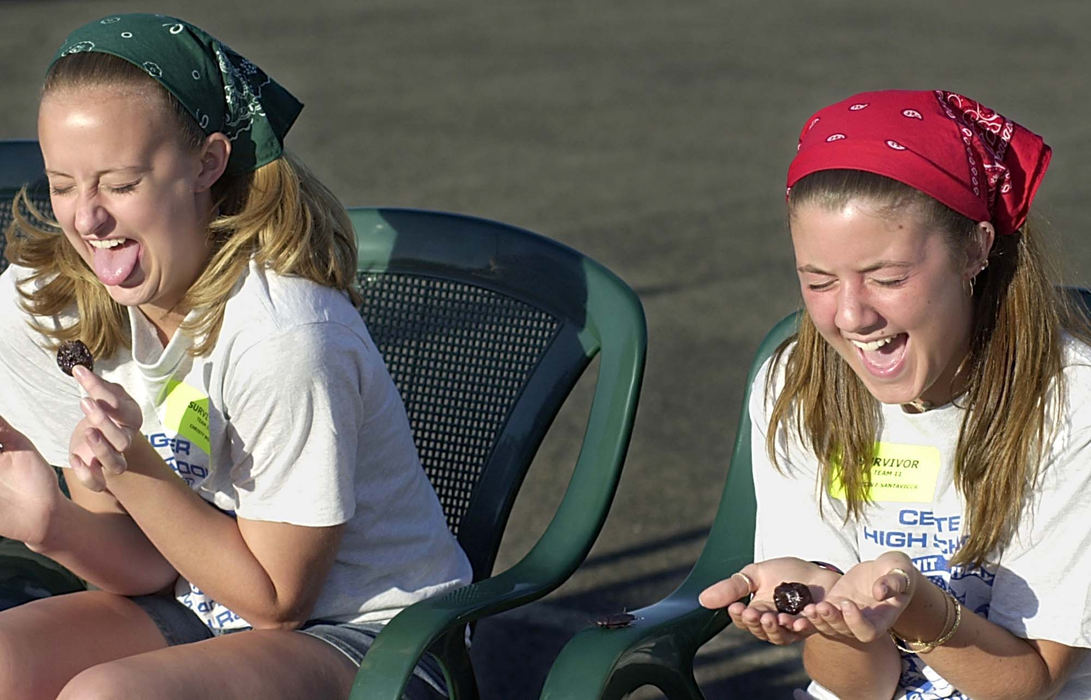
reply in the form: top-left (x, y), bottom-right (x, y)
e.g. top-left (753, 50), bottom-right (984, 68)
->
top-left (56, 339), bottom-right (94, 376)
top-left (773, 581), bottom-right (813, 614)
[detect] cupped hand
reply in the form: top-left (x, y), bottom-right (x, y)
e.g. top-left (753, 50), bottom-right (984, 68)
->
top-left (68, 365), bottom-right (143, 492)
top-left (0, 416), bottom-right (65, 545)
top-left (802, 551), bottom-right (915, 643)
top-left (699, 557), bottom-right (842, 645)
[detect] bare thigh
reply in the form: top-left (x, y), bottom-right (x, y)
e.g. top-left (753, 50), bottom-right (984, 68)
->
top-left (0, 590), bottom-right (168, 700)
top-left (58, 628), bottom-right (358, 700)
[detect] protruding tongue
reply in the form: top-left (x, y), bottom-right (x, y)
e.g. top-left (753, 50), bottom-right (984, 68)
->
top-left (861, 334), bottom-right (907, 372)
top-left (92, 240), bottom-right (139, 286)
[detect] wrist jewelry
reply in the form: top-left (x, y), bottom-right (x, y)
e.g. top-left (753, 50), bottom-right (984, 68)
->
top-left (890, 587), bottom-right (962, 654)
top-left (809, 560), bottom-right (844, 575)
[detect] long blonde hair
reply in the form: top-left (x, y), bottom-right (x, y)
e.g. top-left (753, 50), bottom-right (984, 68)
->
top-left (770, 169), bottom-right (1089, 567)
top-left (6, 51), bottom-right (360, 359)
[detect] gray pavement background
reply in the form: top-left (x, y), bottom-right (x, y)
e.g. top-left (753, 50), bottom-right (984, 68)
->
top-left (3, 1), bottom-right (1091, 697)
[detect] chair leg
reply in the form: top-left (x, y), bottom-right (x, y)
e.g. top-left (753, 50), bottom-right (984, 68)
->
top-left (436, 632), bottom-right (479, 700)
top-left (654, 672), bottom-right (705, 700)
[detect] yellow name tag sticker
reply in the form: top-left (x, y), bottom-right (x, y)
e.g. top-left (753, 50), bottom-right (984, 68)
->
top-left (161, 380), bottom-right (211, 454)
top-left (830, 442), bottom-right (941, 503)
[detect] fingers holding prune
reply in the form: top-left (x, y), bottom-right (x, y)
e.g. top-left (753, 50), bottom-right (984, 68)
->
top-left (56, 340), bottom-right (94, 376)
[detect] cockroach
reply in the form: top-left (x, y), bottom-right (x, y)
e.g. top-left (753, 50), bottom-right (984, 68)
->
top-left (594, 611), bottom-right (636, 629)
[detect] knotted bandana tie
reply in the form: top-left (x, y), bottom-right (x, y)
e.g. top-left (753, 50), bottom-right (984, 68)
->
top-left (786, 90), bottom-right (1051, 235)
top-left (51, 13), bottom-right (303, 174)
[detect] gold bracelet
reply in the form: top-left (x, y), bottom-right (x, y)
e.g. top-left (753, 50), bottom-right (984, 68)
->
top-left (890, 588), bottom-right (962, 654)
top-left (891, 583), bottom-right (950, 649)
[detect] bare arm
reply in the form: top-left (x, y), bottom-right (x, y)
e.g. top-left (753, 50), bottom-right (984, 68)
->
top-left (71, 366), bottom-right (343, 629)
top-left (30, 474), bottom-right (178, 594)
top-left (0, 415), bottom-right (175, 594)
top-left (103, 434), bottom-right (343, 629)
top-left (885, 567), bottom-right (1086, 700)
top-left (803, 555), bottom-right (1088, 700)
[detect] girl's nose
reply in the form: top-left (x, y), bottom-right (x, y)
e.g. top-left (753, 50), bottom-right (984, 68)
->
top-left (835, 284), bottom-right (880, 333)
top-left (73, 190), bottom-right (109, 237)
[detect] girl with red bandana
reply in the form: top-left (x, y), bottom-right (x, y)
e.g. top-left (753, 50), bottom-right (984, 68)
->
top-left (699, 91), bottom-right (1091, 699)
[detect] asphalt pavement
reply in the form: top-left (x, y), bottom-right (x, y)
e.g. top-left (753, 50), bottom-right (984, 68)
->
top-left (3, 2), bottom-right (1091, 697)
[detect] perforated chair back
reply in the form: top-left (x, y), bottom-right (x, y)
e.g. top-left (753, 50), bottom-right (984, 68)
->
top-left (350, 206), bottom-right (644, 582)
top-left (358, 271), bottom-right (557, 536)
top-left (348, 207), bottom-right (645, 699)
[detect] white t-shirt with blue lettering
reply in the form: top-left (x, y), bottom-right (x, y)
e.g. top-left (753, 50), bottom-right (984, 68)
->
top-left (0, 262), bottom-right (472, 631)
top-left (751, 339), bottom-right (1091, 699)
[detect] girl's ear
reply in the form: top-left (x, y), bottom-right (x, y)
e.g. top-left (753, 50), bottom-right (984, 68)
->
top-left (967, 221), bottom-right (996, 275)
top-left (195, 133), bottom-right (231, 192)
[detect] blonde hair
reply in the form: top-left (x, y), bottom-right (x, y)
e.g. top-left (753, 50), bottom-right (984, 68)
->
top-left (771, 169), bottom-right (1090, 567)
top-left (6, 51), bottom-right (360, 359)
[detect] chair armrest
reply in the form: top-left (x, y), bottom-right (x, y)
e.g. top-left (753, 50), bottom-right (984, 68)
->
top-left (351, 276), bottom-right (644, 700)
top-left (351, 553), bottom-right (588, 699)
top-left (538, 589), bottom-right (730, 700)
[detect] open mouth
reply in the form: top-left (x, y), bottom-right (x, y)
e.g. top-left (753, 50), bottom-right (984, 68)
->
top-left (87, 238), bottom-right (128, 250)
top-left (850, 336), bottom-right (896, 352)
top-left (87, 237), bottom-right (140, 286)
top-left (850, 333), bottom-right (907, 375)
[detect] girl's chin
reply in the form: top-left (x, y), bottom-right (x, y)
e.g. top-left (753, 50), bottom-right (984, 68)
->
top-left (855, 373), bottom-right (923, 406)
top-left (103, 286), bottom-right (151, 308)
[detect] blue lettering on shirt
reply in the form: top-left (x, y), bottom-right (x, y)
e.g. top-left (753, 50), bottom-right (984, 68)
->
top-left (146, 432), bottom-right (209, 487)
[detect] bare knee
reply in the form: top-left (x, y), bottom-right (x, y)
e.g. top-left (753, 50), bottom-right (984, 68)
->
top-left (58, 661), bottom-right (155, 700)
top-left (0, 606), bottom-right (73, 699)
top-left (0, 591), bottom-right (167, 700)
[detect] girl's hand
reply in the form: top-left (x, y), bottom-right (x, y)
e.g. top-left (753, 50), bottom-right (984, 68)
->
top-left (802, 551), bottom-right (914, 643)
top-left (68, 365), bottom-right (143, 492)
top-left (0, 416), bottom-right (65, 545)
top-left (699, 557), bottom-right (842, 645)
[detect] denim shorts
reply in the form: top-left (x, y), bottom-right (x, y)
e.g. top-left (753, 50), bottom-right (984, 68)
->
top-left (130, 594), bottom-right (447, 699)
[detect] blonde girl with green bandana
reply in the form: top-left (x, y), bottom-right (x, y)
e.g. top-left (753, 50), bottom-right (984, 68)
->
top-left (0, 14), bottom-right (471, 699)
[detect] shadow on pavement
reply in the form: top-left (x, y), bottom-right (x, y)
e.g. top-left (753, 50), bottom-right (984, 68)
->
top-left (472, 527), bottom-right (806, 699)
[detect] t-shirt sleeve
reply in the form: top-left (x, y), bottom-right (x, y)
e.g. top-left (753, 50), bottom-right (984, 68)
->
top-left (988, 414), bottom-right (1091, 648)
top-left (220, 321), bottom-right (371, 526)
top-left (751, 353), bottom-right (860, 573)
top-left (0, 265), bottom-right (84, 467)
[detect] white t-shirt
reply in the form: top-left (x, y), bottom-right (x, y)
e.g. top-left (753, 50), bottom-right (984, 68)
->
top-left (751, 339), bottom-right (1091, 699)
top-left (0, 262), bottom-right (472, 630)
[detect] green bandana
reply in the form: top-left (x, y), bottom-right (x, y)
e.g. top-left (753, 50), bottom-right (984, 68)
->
top-left (51, 13), bottom-right (303, 174)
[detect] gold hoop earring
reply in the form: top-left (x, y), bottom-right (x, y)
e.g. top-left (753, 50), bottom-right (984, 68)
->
top-left (968, 260), bottom-right (988, 297)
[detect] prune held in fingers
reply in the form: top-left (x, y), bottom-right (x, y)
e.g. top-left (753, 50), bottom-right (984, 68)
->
top-left (56, 340), bottom-right (94, 376)
top-left (773, 582), bottom-right (813, 614)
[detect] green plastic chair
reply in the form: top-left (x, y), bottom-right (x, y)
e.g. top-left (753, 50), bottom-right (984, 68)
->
top-left (346, 206), bottom-right (646, 699)
top-left (538, 310), bottom-right (799, 700)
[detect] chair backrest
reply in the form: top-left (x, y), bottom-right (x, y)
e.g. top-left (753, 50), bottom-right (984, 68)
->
top-left (0, 139), bottom-right (52, 273)
top-left (349, 207), bottom-right (645, 582)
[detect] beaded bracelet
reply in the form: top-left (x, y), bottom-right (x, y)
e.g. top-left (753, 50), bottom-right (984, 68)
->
top-left (890, 588), bottom-right (962, 654)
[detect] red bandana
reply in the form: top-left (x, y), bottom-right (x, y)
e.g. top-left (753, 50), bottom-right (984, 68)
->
top-left (786, 90), bottom-right (1051, 236)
